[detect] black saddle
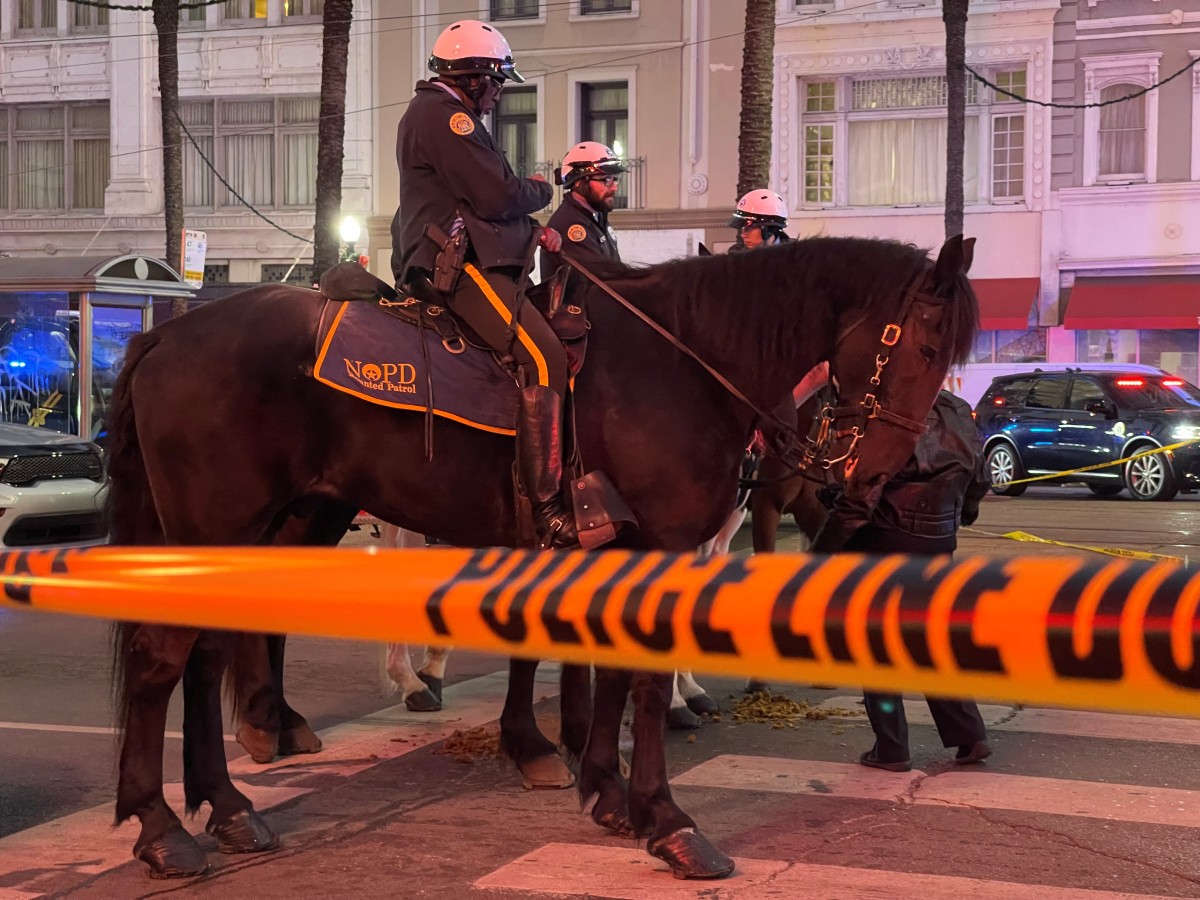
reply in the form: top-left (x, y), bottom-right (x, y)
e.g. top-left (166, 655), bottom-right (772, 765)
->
top-left (319, 261), bottom-right (588, 362)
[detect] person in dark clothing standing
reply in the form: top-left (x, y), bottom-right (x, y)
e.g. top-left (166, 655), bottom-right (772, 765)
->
top-left (817, 391), bottom-right (994, 771)
top-left (389, 20), bottom-right (578, 549)
top-left (547, 142), bottom-right (626, 266)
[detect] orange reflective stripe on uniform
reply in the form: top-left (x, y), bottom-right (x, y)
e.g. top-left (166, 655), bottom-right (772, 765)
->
top-left (463, 263), bottom-right (550, 387)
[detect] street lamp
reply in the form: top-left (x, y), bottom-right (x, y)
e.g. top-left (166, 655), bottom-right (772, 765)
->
top-left (339, 215), bottom-right (362, 263)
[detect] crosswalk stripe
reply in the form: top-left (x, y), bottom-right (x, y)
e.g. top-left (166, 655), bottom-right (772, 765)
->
top-left (818, 697), bottom-right (1200, 746)
top-left (671, 755), bottom-right (1200, 829)
top-left (0, 666), bottom-right (560, 892)
top-left (474, 843), bottom-right (1179, 899)
top-left (0, 721), bottom-right (237, 741)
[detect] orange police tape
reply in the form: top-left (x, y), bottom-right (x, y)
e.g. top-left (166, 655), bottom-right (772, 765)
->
top-left (0, 545), bottom-right (1197, 718)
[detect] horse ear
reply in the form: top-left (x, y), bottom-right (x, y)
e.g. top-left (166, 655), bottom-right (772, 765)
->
top-left (933, 234), bottom-right (965, 286)
top-left (961, 237), bottom-right (976, 275)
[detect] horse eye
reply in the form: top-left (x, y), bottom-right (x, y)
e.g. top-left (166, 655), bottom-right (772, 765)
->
top-left (919, 344), bottom-right (937, 361)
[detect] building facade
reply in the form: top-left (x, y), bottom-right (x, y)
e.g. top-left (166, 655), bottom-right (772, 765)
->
top-left (1050, 0), bottom-right (1200, 384)
top-left (779, 0), bottom-right (1059, 371)
top-left (368, 0), bottom-right (749, 271)
top-left (0, 0), bottom-right (373, 287)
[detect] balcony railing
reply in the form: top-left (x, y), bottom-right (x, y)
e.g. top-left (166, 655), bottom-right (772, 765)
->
top-left (515, 157), bottom-right (647, 212)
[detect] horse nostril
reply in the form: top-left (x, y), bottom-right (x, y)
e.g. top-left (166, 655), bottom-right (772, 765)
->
top-left (919, 345), bottom-right (937, 360)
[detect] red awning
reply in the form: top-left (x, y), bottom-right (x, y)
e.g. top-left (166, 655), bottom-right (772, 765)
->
top-left (1064, 277), bottom-right (1200, 330)
top-left (973, 278), bottom-right (1039, 330)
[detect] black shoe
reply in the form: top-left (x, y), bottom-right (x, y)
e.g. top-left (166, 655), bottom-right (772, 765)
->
top-left (516, 386), bottom-right (579, 548)
top-left (533, 497), bottom-right (578, 549)
top-left (954, 740), bottom-right (993, 765)
top-left (859, 749), bottom-right (912, 772)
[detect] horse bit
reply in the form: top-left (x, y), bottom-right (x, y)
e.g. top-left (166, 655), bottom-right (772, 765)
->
top-left (787, 277), bottom-right (933, 483)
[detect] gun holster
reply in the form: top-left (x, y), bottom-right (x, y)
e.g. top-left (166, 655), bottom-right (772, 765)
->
top-left (424, 223), bottom-right (469, 295)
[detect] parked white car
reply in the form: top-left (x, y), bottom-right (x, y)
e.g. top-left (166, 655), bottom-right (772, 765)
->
top-left (0, 423), bottom-right (106, 547)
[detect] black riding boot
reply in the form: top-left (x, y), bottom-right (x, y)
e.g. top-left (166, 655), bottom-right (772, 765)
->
top-left (517, 385), bottom-right (578, 549)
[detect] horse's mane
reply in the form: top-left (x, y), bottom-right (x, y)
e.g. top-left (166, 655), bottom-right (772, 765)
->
top-left (578, 236), bottom-right (979, 368)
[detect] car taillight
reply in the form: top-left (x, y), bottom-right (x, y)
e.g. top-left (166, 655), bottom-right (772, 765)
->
top-left (1163, 378), bottom-right (1185, 387)
top-left (1115, 378), bottom-right (1145, 387)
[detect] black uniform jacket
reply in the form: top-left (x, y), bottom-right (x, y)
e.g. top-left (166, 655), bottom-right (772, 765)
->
top-left (813, 391), bottom-right (990, 550)
top-left (390, 81), bottom-right (552, 283)
top-left (547, 192), bottom-right (621, 266)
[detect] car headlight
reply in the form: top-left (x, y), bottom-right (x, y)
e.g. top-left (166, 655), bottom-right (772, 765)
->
top-left (1171, 426), bottom-right (1200, 440)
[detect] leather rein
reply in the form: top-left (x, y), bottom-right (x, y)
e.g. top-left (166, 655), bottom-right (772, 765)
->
top-left (561, 253), bottom-right (931, 481)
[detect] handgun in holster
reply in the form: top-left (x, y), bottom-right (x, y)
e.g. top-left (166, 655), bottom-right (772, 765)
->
top-left (424, 223), bottom-right (469, 295)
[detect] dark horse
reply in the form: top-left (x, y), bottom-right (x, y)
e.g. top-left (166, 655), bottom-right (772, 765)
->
top-left (108, 235), bottom-right (977, 880)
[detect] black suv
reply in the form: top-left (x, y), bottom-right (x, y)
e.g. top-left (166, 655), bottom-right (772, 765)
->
top-left (974, 369), bottom-right (1200, 501)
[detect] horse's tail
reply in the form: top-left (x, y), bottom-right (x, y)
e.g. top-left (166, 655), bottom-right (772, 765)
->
top-left (107, 330), bottom-right (166, 742)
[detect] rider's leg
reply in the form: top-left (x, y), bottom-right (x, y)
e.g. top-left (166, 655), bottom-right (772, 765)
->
top-left (449, 264), bottom-right (577, 548)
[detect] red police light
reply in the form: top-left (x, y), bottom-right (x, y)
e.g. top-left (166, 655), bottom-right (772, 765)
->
top-left (1163, 378), bottom-right (1185, 387)
top-left (992, 396), bottom-right (1006, 406)
top-left (1115, 378), bottom-right (1145, 387)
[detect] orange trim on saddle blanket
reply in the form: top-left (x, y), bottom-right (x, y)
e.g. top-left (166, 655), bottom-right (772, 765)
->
top-left (312, 300), bottom-right (517, 437)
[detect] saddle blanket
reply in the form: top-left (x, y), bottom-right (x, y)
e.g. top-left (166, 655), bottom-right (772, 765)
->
top-left (313, 300), bottom-right (518, 435)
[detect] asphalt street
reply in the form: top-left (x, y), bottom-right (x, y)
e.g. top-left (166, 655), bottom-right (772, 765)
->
top-left (1, 488), bottom-right (1199, 898)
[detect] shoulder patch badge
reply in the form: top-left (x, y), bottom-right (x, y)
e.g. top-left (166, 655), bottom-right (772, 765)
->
top-left (449, 112), bottom-right (475, 136)
top-left (568, 224), bottom-right (588, 243)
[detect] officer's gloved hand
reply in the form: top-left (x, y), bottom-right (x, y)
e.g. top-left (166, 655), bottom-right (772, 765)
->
top-left (538, 226), bottom-right (562, 253)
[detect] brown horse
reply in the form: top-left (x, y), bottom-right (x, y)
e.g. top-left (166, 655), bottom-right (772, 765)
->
top-left (106, 235), bottom-right (978, 880)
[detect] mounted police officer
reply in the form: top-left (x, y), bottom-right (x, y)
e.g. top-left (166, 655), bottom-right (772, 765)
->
top-left (729, 189), bottom-right (791, 251)
top-left (389, 20), bottom-right (578, 549)
top-left (547, 142), bottom-right (626, 265)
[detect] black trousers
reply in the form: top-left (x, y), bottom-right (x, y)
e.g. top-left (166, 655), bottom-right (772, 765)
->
top-left (846, 526), bottom-right (987, 763)
top-left (445, 264), bottom-right (568, 394)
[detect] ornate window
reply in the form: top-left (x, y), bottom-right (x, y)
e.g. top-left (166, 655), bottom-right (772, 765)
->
top-left (0, 103), bottom-right (111, 211)
top-left (1081, 53), bottom-right (1160, 186)
top-left (180, 97), bottom-right (319, 210)
top-left (799, 68), bottom-right (1027, 208)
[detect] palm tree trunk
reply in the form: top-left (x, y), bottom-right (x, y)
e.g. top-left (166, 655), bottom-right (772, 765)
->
top-left (943, 0), bottom-right (969, 239)
top-left (312, 0), bottom-right (354, 278)
top-left (152, 0), bottom-right (186, 315)
top-left (735, 0), bottom-right (776, 201)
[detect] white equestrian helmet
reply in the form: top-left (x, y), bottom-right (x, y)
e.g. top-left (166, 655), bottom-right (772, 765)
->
top-left (728, 189), bottom-right (788, 229)
top-left (428, 20), bottom-right (525, 83)
top-left (557, 141), bottom-right (628, 188)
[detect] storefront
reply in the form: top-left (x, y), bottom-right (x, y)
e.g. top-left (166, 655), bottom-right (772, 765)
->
top-left (1061, 276), bottom-right (1200, 386)
top-left (0, 255), bottom-right (193, 440)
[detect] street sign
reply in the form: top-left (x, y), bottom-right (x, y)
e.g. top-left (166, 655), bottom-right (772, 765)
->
top-left (181, 229), bottom-right (207, 288)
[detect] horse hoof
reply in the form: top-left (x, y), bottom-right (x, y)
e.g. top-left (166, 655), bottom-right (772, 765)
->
top-left (235, 724), bottom-right (278, 765)
top-left (593, 807), bottom-right (635, 838)
top-left (648, 828), bottom-right (735, 880)
top-left (206, 809), bottom-right (279, 855)
top-left (417, 672), bottom-right (444, 704)
top-left (685, 693), bottom-right (720, 716)
top-left (278, 722), bottom-right (322, 756)
top-left (668, 705), bottom-right (702, 730)
top-left (519, 753), bottom-right (575, 790)
top-left (404, 687), bottom-right (442, 712)
top-left (135, 824), bottom-right (209, 879)
top-left (744, 679), bottom-right (770, 694)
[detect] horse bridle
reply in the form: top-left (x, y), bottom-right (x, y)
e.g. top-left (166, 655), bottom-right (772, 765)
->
top-left (561, 254), bottom-right (934, 482)
top-left (797, 273), bottom-right (933, 481)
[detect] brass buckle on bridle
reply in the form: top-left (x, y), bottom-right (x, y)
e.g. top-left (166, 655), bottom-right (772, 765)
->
top-left (881, 323), bottom-right (902, 346)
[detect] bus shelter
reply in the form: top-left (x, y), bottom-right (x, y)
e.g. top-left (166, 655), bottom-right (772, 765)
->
top-left (0, 255), bottom-right (193, 441)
